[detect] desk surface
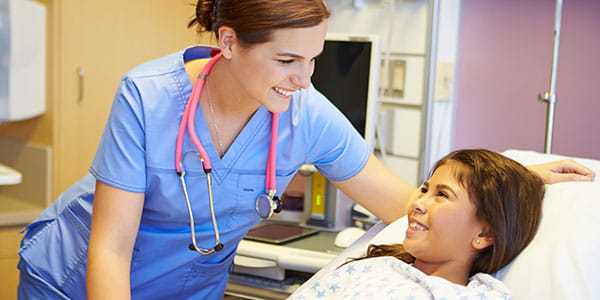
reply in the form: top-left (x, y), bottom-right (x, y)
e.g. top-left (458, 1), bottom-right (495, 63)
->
top-left (279, 229), bottom-right (342, 254)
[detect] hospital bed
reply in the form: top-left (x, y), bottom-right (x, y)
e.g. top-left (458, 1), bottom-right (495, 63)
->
top-left (290, 149), bottom-right (600, 300)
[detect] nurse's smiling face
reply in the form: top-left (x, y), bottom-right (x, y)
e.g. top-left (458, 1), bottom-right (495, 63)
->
top-left (403, 162), bottom-right (487, 272)
top-left (219, 21), bottom-right (328, 113)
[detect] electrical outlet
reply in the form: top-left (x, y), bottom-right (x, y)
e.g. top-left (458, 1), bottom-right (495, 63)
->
top-left (434, 61), bottom-right (454, 101)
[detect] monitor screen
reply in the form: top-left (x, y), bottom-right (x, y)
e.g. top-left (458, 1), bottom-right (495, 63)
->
top-left (311, 34), bottom-right (380, 148)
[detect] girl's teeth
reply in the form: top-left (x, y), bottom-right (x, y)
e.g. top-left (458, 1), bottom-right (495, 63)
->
top-left (410, 222), bottom-right (427, 231)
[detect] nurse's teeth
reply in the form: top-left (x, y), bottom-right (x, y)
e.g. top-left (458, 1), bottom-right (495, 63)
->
top-left (274, 87), bottom-right (293, 96)
top-left (410, 222), bottom-right (427, 231)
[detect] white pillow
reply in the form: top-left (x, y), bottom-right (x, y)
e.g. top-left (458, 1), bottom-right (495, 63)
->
top-left (494, 181), bottom-right (600, 300)
top-left (497, 150), bottom-right (600, 299)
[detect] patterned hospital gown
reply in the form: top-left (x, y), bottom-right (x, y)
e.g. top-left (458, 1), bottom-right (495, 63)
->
top-left (288, 256), bottom-right (511, 300)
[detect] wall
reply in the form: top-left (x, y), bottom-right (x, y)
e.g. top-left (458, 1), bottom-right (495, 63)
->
top-left (453, 0), bottom-right (600, 160)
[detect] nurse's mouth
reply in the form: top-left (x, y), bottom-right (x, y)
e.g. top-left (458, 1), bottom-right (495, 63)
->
top-left (273, 87), bottom-right (294, 97)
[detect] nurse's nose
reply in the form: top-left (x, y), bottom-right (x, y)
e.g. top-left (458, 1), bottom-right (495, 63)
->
top-left (291, 62), bottom-right (314, 89)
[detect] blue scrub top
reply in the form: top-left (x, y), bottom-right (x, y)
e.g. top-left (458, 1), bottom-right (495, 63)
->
top-left (18, 46), bottom-right (370, 300)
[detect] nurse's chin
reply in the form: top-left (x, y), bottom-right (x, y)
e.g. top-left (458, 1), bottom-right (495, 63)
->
top-left (263, 101), bottom-right (291, 114)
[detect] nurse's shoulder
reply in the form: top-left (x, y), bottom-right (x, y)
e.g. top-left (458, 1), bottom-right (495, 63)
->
top-left (123, 49), bottom-right (187, 80)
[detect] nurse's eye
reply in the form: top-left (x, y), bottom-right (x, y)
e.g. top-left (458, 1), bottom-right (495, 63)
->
top-left (276, 59), bottom-right (294, 64)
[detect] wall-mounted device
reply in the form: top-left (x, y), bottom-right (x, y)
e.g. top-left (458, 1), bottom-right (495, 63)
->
top-left (0, 163), bottom-right (21, 185)
top-left (0, 0), bottom-right (47, 122)
top-left (304, 33), bottom-right (381, 231)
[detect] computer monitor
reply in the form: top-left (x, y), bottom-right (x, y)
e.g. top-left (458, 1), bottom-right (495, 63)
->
top-left (311, 33), bottom-right (381, 149)
top-left (296, 34), bottom-right (381, 231)
top-left (272, 34), bottom-right (381, 231)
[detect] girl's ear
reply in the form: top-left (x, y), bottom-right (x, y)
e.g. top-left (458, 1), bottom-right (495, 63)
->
top-left (217, 26), bottom-right (236, 59)
top-left (472, 231), bottom-right (494, 250)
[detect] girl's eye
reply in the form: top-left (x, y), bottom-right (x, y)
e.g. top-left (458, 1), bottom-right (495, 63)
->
top-left (420, 186), bottom-right (427, 194)
top-left (438, 191), bottom-right (449, 199)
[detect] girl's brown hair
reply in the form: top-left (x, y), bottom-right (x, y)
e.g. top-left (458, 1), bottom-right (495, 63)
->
top-left (188, 0), bottom-right (330, 47)
top-left (349, 149), bottom-right (545, 276)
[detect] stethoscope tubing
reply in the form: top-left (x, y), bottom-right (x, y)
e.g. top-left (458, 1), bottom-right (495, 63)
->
top-left (174, 52), bottom-right (280, 255)
top-left (175, 53), bottom-right (222, 173)
top-left (175, 53), bottom-right (223, 255)
top-left (179, 172), bottom-right (221, 255)
top-left (266, 113), bottom-right (279, 194)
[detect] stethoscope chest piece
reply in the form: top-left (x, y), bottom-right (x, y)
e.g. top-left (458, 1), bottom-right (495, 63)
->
top-left (255, 195), bottom-right (283, 219)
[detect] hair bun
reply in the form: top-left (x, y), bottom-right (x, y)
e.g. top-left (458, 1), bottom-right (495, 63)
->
top-left (189, 0), bottom-right (216, 32)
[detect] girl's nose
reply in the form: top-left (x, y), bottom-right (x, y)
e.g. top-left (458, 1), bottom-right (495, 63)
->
top-left (412, 196), bottom-right (428, 215)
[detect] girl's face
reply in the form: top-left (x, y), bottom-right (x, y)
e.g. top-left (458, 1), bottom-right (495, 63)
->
top-left (224, 21), bottom-right (328, 113)
top-left (403, 162), bottom-right (486, 270)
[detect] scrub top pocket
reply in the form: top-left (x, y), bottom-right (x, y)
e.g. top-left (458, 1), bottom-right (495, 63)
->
top-left (180, 250), bottom-right (236, 298)
top-left (18, 199), bottom-right (92, 299)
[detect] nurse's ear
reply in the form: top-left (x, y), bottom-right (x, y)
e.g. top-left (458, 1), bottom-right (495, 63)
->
top-left (217, 26), bottom-right (236, 59)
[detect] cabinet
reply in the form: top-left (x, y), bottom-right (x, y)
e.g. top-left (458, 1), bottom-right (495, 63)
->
top-left (0, 226), bottom-right (23, 300)
top-left (52, 0), bottom-right (203, 195)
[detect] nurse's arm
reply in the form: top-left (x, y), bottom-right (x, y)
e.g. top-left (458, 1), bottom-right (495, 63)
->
top-left (87, 181), bottom-right (144, 300)
top-left (331, 153), bottom-right (417, 224)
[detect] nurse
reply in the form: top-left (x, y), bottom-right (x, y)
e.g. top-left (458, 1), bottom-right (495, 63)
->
top-left (17, 0), bottom-right (595, 299)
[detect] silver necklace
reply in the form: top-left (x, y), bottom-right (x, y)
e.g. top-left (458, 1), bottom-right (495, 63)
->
top-left (206, 79), bottom-right (225, 157)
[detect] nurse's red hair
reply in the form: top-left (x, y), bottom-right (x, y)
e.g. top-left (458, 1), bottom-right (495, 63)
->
top-left (188, 0), bottom-right (330, 47)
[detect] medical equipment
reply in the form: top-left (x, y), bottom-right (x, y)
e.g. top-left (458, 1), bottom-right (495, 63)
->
top-left (538, 0), bottom-right (563, 153)
top-left (300, 34), bottom-right (381, 231)
top-left (175, 52), bottom-right (282, 255)
top-left (333, 226), bottom-right (365, 248)
top-left (0, 0), bottom-right (47, 122)
top-left (312, 33), bottom-right (381, 149)
top-left (0, 163), bottom-right (22, 185)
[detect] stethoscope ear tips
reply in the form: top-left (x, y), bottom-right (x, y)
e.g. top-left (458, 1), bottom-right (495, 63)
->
top-left (215, 243), bottom-right (224, 252)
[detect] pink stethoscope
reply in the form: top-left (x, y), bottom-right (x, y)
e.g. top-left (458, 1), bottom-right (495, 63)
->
top-left (175, 52), bottom-right (282, 255)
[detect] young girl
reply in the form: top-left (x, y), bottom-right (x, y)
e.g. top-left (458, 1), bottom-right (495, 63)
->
top-left (290, 149), bottom-right (545, 299)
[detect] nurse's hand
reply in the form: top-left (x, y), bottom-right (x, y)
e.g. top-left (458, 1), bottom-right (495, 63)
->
top-left (527, 159), bottom-right (596, 184)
